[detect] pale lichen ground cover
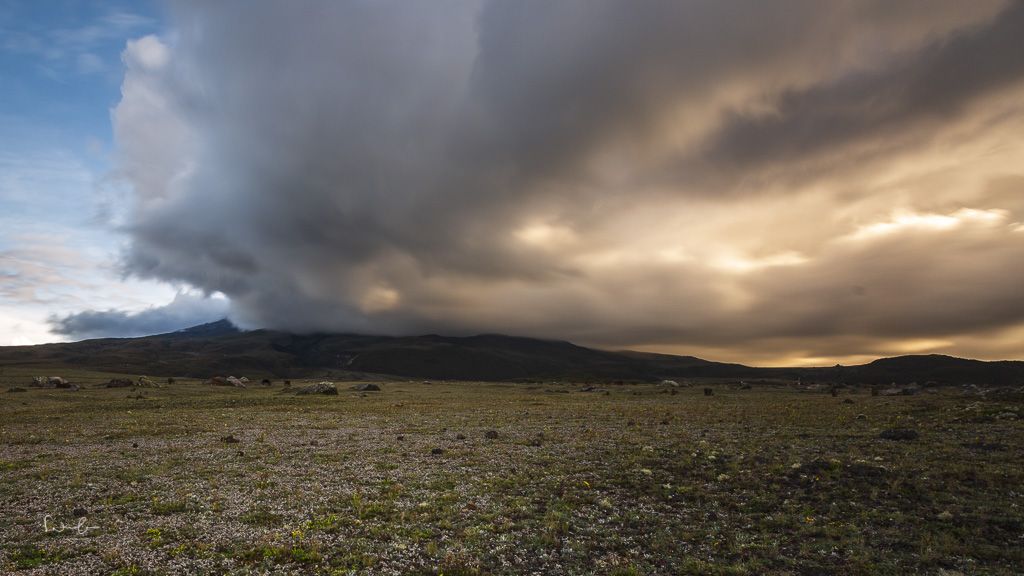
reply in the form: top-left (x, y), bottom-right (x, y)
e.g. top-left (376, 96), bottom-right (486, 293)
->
top-left (1, 370), bottom-right (1022, 575)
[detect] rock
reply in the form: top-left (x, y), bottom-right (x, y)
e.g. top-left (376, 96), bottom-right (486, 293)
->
top-left (580, 386), bottom-right (597, 392)
top-left (7, 387), bottom-right (27, 393)
top-left (32, 376), bottom-right (46, 387)
top-left (72, 507), bottom-right (88, 518)
top-left (107, 378), bottom-right (134, 388)
top-left (431, 447), bottom-right (444, 455)
top-left (856, 414), bottom-right (867, 420)
top-left (351, 383), bottom-right (381, 391)
top-left (996, 412), bottom-right (1019, 420)
top-left (137, 376), bottom-right (159, 388)
top-left (842, 398), bottom-right (855, 404)
top-left (660, 380), bottom-right (679, 387)
top-left (261, 379), bottom-right (272, 386)
top-left (221, 434), bottom-right (241, 444)
top-left (455, 433), bottom-right (466, 440)
top-left (879, 428), bottom-right (919, 441)
top-left (295, 382), bottom-right (338, 395)
top-left (484, 430), bottom-right (499, 439)
top-left (44, 376), bottom-right (70, 389)
top-left (226, 376), bottom-right (247, 388)
top-left (132, 442), bottom-right (139, 448)
top-left (937, 510), bottom-right (954, 521)
top-left (879, 388), bottom-right (902, 396)
top-left (703, 388), bottom-right (713, 396)
top-left (239, 377), bottom-right (250, 384)
top-left (283, 380), bottom-right (292, 388)
top-left (397, 435), bottom-right (405, 441)
top-left (166, 377), bottom-right (176, 385)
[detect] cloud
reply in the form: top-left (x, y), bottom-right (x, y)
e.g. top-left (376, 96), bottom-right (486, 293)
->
top-left (49, 291), bottom-right (229, 340)
top-left (106, 0), bottom-right (1024, 364)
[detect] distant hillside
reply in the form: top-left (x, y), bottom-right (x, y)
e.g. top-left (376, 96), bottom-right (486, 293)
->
top-left (1, 320), bottom-right (1022, 385)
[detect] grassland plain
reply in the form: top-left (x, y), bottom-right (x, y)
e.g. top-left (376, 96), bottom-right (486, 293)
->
top-left (0, 367), bottom-right (1021, 575)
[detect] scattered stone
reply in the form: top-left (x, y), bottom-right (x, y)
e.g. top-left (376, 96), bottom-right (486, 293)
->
top-left (132, 442), bottom-right (139, 448)
top-left (879, 428), bottom-right (919, 441)
top-left (996, 412), bottom-right (1019, 420)
top-left (455, 433), bottom-right (466, 440)
top-left (397, 435), bottom-right (405, 441)
top-left (660, 380), bottom-right (679, 387)
top-left (221, 434), bottom-right (240, 444)
top-left (239, 377), bottom-right (250, 384)
top-left (107, 378), bottom-right (134, 388)
top-left (484, 430), bottom-right (499, 439)
top-left (226, 376), bottom-right (247, 388)
top-left (295, 382), bottom-right (338, 395)
top-left (351, 383), bottom-right (381, 391)
top-left (72, 507), bottom-right (88, 518)
top-left (137, 376), bottom-right (161, 388)
top-left (431, 447), bottom-right (444, 455)
top-left (937, 510), bottom-right (954, 521)
top-left (704, 388), bottom-right (713, 396)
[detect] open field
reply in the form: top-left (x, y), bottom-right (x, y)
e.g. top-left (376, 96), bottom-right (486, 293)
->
top-left (1, 368), bottom-right (1022, 575)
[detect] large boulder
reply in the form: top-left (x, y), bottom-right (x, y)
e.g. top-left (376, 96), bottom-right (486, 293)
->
top-left (44, 376), bottom-right (70, 389)
top-left (206, 376), bottom-right (244, 387)
top-left (296, 382), bottom-right (338, 395)
top-left (137, 376), bottom-right (162, 388)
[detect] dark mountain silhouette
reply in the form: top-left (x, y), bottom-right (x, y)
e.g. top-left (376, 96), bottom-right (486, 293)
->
top-left (1, 320), bottom-right (1022, 385)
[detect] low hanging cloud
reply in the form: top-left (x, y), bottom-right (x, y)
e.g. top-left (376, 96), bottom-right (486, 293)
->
top-left (103, 0), bottom-right (1024, 364)
top-left (50, 292), bottom-right (229, 340)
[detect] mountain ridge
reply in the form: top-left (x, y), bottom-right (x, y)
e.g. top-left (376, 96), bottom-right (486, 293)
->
top-left (2, 320), bottom-right (1022, 385)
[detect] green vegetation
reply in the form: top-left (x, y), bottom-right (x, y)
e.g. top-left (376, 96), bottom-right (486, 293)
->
top-left (0, 366), bottom-right (1021, 574)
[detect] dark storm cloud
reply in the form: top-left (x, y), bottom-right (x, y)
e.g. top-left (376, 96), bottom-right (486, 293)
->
top-left (705, 1), bottom-right (1024, 170)
top-left (98, 0), bottom-right (1024, 363)
top-left (49, 292), bottom-right (228, 340)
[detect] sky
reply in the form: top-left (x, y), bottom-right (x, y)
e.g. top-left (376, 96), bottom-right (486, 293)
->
top-left (2, 1), bottom-right (1024, 366)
